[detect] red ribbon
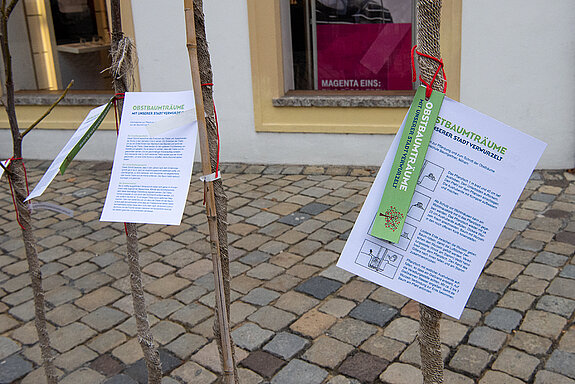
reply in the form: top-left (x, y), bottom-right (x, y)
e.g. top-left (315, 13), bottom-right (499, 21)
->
top-left (6, 158), bottom-right (30, 230)
top-left (411, 45), bottom-right (447, 98)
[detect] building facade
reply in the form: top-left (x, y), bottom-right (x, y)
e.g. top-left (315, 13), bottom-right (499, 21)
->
top-left (1, 0), bottom-right (573, 169)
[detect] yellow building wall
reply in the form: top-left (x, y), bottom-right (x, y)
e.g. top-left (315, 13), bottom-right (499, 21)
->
top-left (0, 0), bottom-right (139, 133)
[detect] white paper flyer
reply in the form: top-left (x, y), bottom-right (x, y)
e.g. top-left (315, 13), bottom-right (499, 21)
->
top-left (337, 97), bottom-right (546, 319)
top-left (100, 91), bottom-right (197, 225)
top-left (26, 103), bottom-right (110, 201)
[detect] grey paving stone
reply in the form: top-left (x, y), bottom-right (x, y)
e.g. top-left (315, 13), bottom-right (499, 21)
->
top-left (92, 253), bottom-right (119, 267)
top-left (319, 265), bottom-right (354, 283)
top-left (263, 165), bottom-right (285, 175)
top-left (485, 308), bottom-right (523, 332)
top-left (0, 354), bottom-right (33, 383)
top-left (327, 318), bottom-right (377, 346)
top-left (148, 299), bottom-right (184, 319)
top-left (547, 278), bottom-right (575, 300)
top-left (231, 323), bottom-right (274, 351)
top-left (103, 374), bottom-right (138, 384)
top-left (278, 212), bottom-right (312, 226)
top-left (248, 306), bottom-right (296, 331)
top-left (165, 333), bottom-right (208, 360)
top-left (512, 237), bottom-right (545, 252)
top-left (466, 288), bottom-right (499, 312)
top-left (380, 363), bottom-right (423, 384)
top-left (468, 326), bottom-right (507, 352)
top-left (509, 331), bottom-right (553, 355)
top-left (124, 349), bottom-right (182, 383)
top-left (194, 273), bottom-right (215, 291)
top-left (263, 332), bottom-right (309, 360)
top-left (449, 345), bottom-right (492, 376)
top-left (535, 370), bottom-right (575, 384)
top-left (246, 212), bottom-right (280, 227)
top-left (300, 203), bottom-right (330, 215)
top-left (521, 310), bottom-right (567, 339)
top-left (349, 300), bottom-right (397, 327)
top-left (59, 368), bottom-right (105, 384)
top-left (546, 350), bottom-right (575, 379)
top-left (535, 251), bottom-right (569, 267)
top-left (506, 217), bottom-right (530, 231)
top-left (524, 263), bottom-right (559, 280)
top-left (271, 359), bottom-right (328, 384)
top-left (242, 287), bottom-right (280, 306)
top-left (560, 265), bottom-right (575, 279)
top-left (498, 290), bottom-right (536, 312)
top-left (537, 295), bottom-right (575, 317)
top-left (240, 251), bottom-right (271, 266)
top-left (169, 303), bottom-right (212, 328)
top-left (0, 336), bottom-right (21, 359)
top-left (82, 307), bottom-right (129, 331)
top-left (295, 276), bottom-right (342, 300)
top-left (532, 192), bottom-right (556, 203)
top-left (492, 347), bottom-right (540, 381)
top-left (50, 322), bottom-right (97, 353)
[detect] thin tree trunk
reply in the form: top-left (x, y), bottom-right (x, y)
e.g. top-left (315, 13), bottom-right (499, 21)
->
top-left (0, 3), bottom-right (58, 383)
top-left (416, 1), bottom-right (445, 383)
top-left (109, 2), bottom-right (162, 383)
top-left (187, 1), bottom-right (238, 382)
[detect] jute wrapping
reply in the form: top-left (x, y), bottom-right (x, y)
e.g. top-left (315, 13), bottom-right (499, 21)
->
top-left (110, 2), bottom-right (162, 381)
top-left (416, 1), bottom-right (445, 383)
top-left (193, 1), bottom-right (239, 382)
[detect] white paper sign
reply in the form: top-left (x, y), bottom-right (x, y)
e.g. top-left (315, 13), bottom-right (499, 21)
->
top-left (337, 97), bottom-right (546, 319)
top-left (100, 91), bottom-right (197, 225)
top-left (25, 104), bottom-right (109, 201)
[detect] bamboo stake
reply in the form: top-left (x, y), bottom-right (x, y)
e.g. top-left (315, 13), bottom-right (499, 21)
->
top-left (416, 1), bottom-right (445, 383)
top-left (0, 2), bottom-right (57, 382)
top-left (109, 2), bottom-right (162, 383)
top-left (184, 1), bottom-right (237, 382)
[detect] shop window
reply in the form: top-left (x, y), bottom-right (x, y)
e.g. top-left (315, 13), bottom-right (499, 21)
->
top-left (286, 0), bottom-right (414, 92)
top-left (10, 0), bottom-right (113, 92)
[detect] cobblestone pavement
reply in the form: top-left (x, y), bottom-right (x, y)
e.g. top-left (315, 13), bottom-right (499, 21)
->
top-left (1, 160), bottom-right (574, 384)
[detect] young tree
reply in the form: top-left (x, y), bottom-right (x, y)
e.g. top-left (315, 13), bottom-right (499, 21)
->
top-left (416, 1), bottom-right (446, 383)
top-left (109, 1), bottom-right (162, 383)
top-left (0, 1), bottom-right (69, 383)
top-left (185, 1), bottom-right (238, 381)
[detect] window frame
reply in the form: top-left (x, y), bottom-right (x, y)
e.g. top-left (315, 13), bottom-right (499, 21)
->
top-left (247, 0), bottom-right (461, 134)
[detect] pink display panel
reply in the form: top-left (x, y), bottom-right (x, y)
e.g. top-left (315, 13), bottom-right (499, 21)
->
top-left (316, 23), bottom-right (412, 90)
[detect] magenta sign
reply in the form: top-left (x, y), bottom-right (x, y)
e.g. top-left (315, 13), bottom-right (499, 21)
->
top-left (316, 23), bottom-right (412, 91)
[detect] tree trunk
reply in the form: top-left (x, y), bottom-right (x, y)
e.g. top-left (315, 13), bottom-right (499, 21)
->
top-left (109, 1), bottom-right (162, 383)
top-left (416, 1), bottom-right (445, 383)
top-left (1, 4), bottom-right (57, 383)
top-left (188, 1), bottom-right (238, 382)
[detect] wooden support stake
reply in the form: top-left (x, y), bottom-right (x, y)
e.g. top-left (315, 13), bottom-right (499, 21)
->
top-left (184, 2), bottom-right (237, 383)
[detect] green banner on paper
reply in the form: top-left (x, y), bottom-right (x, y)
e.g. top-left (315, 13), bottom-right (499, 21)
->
top-left (370, 86), bottom-right (444, 243)
top-left (60, 98), bottom-right (113, 174)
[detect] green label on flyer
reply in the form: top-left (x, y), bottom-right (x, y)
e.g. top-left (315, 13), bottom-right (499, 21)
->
top-left (60, 98), bottom-right (113, 174)
top-left (370, 86), bottom-right (444, 243)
